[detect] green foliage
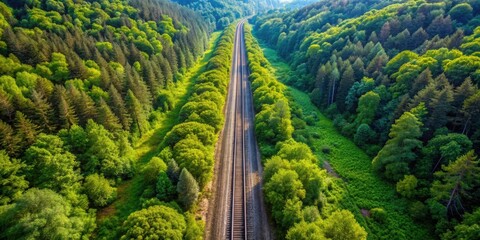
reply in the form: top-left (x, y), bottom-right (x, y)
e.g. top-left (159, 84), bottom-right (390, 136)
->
top-left (286, 221), bottom-right (325, 240)
top-left (396, 175), bottom-right (418, 198)
top-left (83, 174), bottom-right (116, 207)
top-left (143, 157), bottom-right (167, 185)
top-left (0, 150), bottom-right (28, 205)
top-left (442, 207), bottom-right (480, 240)
top-left (322, 210), bottom-right (367, 240)
top-left (120, 205), bottom-right (186, 240)
top-left (264, 169), bottom-right (305, 229)
top-left (84, 120), bottom-right (134, 178)
top-left (23, 134), bottom-right (82, 196)
top-left (176, 168), bottom-right (199, 210)
top-left (355, 91), bottom-right (380, 126)
top-left (372, 112), bottom-right (423, 181)
top-left (184, 212), bottom-right (204, 240)
top-left (370, 208), bottom-right (387, 223)
top-left (156, 172), bottom-right (175, 201)
top-left (261, 51), bottom-right (431, 239)
top-left (431, 151), bottom-right (480, 218)
top-left (0, 188), bottom-right (95, 239)
top-left (449, 3), bottom-right (473, 23)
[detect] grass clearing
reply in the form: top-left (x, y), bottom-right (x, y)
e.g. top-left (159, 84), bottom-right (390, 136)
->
top-left (95, 32), bottom-right (222, 239)
top-left (259, 42), bottom-right (433, 239)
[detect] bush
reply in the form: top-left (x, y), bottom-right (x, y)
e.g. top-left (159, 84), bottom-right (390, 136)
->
top-left (143, 157), bottom-right (167, 185)
top-left (120, 205), bottom-right (186, 240)
top-left (321, 145), bottom-right (331, 154)
top-left (371, 208), bottom-right (387, 223)
top-left (84, 174), bottom-right (117, 207)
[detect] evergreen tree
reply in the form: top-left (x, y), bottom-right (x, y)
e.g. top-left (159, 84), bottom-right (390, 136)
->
top-left (176, 168), bottom-right (199, 210)
top-left (431, 151), bottom-right (480, 217)
top-left (108, 85), bottom-right (131, 130)
top-left (126, 90), bottom-right (149, 136)
top-left (336, 63), bottom-right (355, 112)
top-left (96, 98), bottom-right (122, 132)
top-left (372, 111), bottom-right (423, 181)
top-left (30, 90), bottom-right (55, 132)
top-left (0, 120), bottom-right (21, 156)
top-left (14, 111), bottom-right (39, 147)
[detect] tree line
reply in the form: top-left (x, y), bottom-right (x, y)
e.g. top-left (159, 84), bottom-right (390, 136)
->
top-left (117, 23), bottom-right (237, 239)
top-left (244, 24), bottom-right (367, 239)
top-left (0, 0), bottom-right (212, 239)
top-left (172, 0), bottom-right (279, 30)
top-left (254, 0), bottom-right (480, 238)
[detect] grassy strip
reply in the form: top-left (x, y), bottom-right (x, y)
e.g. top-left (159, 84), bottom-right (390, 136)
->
top-left (258, 41), bottom-right (433, 239)
top-left (95, 31), bottom-right (222, 239)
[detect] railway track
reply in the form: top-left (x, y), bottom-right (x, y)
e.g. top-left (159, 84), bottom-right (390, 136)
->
top-left (206, 19), bottom-right (271, 240)
top-left (228, 20), bottom-right (248, 240)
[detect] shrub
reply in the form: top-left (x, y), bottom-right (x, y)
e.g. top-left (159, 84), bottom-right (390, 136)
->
top-left (371, 208), bottom-right (387, 223)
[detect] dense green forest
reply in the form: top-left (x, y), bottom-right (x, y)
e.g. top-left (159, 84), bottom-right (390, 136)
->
top-left (245, 24), bottom-right (368, 239)
top-left (2, 0), bottom-right (480, 239)
top-left (255, 0), bottom-right (480, 238)
top-left (0, 0), bottom-right (234, 238)
top-left (172, 0), bottom-right (279, 30)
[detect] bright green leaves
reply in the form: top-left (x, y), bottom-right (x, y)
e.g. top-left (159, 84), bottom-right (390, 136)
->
top-left (286, 210), bottom-right (367, 240)
top-left (0, 188), bottom-right (95, 239)
top-left (0, 151), bottom-right (28, 205)
top-left (120, 205), bottom-right (186, 240)
top-left (255, 99), bottom-right (294, 144)
top-left (83, 174), bottom-right (116, 207)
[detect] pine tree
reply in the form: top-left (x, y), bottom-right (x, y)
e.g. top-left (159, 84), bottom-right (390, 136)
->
top-left (177, 168), bottom-right (199, 210)
top-left (410, 68), bottom-right (432, 97)
top-left (97, 98), bottom-right (122, 132)
top-left (126, 90), bottom-right (149, 136)
top-left (0, 91), bottom-right (14, 120)
top-left (14, 111), bottom-right (39, 147)
top-left (336, 64), bottom-right (355, 112)
top-left (0, 120), bottom-right (21, 156)
top-left (31, 90), bottom-right (55, 132)
top-left (462, 90), bottom-right (480, 134)
top-left (431, 151), bottom-right (480, 217)
top-left (108, 85), bottom-right (131, 130)
top-left (55, 86), bottom-right (78, 129)
top-left (372, 111), bottom-right (423, 181)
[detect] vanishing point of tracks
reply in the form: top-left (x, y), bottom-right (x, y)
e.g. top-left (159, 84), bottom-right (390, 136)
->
top-left (206, 20), bottom-right (271, 240)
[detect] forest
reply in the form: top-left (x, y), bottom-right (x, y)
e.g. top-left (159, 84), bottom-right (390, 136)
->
top-left (1, 0), bottom-right (480, 239)
top-left (172, 0), bottom-right (279, 30)
top-left (254, 0), bottom-right (480, 239)
top-left (0, 0), bottom-right (226, 238)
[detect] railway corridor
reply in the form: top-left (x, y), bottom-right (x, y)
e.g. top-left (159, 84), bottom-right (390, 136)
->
top-left (206, 20), bottom-right (271, 240)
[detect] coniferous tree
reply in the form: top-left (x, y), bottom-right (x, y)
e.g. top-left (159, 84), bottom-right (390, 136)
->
top-left (177, 168), bottom-right (199, 210)
top-left (0, 120), bottom-right (21, 156)
top-left (30, 90), bottom-right (54, 132)
top-left (96, 98), bottom-right (122, 132)
top-left (55, 86), bottom-right (78, 129)
top-left (14, 111), bottom-right (39, 147)
top-left (108, 85), bottom-right (131, 130)
top-left (372, 111), bottom-right (423, 181)
top-left (431, 151), bottom-right (480, 218)
top-left (126, 90), bottom-right (149, 136)
top-left (336, 63), bottom-right (355, 112)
